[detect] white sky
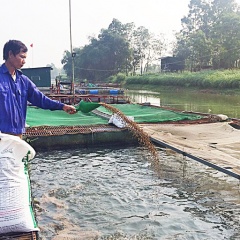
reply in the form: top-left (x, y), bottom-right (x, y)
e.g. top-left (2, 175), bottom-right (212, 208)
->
top-left (1, 0), bottom-right (239, 69)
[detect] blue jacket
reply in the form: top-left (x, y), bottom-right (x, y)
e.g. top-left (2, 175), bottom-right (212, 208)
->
top-left (0, 63), bottom-right (64, 134)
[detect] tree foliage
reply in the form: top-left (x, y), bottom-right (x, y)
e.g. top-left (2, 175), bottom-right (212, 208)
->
top-left (174, 0), bottom-right (240, 71)
top-left (61, 19), bottom-right (167, 81)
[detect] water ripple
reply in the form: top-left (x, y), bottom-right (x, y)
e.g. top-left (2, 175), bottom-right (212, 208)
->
top-left (30, 146), bottom-right (240, 240)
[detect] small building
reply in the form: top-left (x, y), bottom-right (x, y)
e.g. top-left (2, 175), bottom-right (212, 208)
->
top-left (21, 67), bottom-right (52, 87)
top-left (160, 56), bottom-right (184, 72)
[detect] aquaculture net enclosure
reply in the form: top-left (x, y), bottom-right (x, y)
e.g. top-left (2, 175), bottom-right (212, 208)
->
top-left (97, 104), bottom-right (202, 123)
top-left (26, 104), bottom-right (202, 127)
top-left (26, 106), bottom-right (108, 127)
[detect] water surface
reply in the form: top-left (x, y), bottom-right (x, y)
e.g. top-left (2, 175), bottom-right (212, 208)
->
top-left (126, 89), bottom-right (240, 119)
top-left (30, 147), bottom-right (240, 240)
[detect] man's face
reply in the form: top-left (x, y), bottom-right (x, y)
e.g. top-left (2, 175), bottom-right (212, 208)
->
top-left (9, 49), bottom-right (27, 69)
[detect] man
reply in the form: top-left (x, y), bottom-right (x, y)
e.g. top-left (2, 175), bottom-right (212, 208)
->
top-left (0, 40), bottom-right (76, 138)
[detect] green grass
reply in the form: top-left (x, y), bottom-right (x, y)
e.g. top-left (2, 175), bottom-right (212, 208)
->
top-left (120, 69), bottom-right (240, 93)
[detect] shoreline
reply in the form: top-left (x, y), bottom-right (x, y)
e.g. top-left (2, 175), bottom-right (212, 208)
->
top-left (124, 84), bottom-right (240, 96)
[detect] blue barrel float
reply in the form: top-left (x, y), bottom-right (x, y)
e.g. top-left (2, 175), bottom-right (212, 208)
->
top-left (109, 89), bottom-right (119, 94)
top-left (89, 89), bottom-right (99, 94)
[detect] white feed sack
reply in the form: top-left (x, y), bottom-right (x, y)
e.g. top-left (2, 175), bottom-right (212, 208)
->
top-left (0, 133), bottom-right (39, 234)
top-left (108, 114), bottom-right (134, 128)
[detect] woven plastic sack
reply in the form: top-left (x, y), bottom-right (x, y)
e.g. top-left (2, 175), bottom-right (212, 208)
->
top-left (0, 133), bottom-right (39, 234)
top-left (108, 114), bottom-right (134, 128)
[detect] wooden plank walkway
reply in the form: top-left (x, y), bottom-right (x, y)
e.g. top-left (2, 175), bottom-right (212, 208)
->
top-left (140, 122), bottom-right (240, 179)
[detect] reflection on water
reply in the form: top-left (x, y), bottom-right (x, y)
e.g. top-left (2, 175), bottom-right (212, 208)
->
top-left (126, 89), bottom-right (240, 119)
top-left (30, 147), bottom-right (240, 240)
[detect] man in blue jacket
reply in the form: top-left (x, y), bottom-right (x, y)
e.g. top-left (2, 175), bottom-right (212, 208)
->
top-left (0, 40), bottom-right (76, 138)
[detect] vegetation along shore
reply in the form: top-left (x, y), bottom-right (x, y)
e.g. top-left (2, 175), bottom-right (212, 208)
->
top-left (110, 69), bottom-right (240, 95)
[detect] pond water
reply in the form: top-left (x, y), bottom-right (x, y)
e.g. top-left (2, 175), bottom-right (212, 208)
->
top-left (31, 146), bottom-right (240, 240)
top-left (126, 89), bottom-right (240, 119)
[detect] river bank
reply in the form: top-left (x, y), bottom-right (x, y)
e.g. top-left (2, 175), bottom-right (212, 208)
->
top-left (124, 84), bottom-right (240, 96)
top-left (120, 69), bottom-right (240, 93)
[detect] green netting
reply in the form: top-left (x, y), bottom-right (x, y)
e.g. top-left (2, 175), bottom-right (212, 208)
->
top-left (26, 104), bottom-right (202, 127)
top-left (26, 106), bottom-right (108, 127)
top-left (97, 104), bottom-right (203, 123)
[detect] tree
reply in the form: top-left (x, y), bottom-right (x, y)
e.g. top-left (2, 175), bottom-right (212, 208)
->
top-left (46, 63), bottom-right (61, 79)
top-left (174, 0), bottom-right (240, 70)
top-left (132, 26), bottom-right (151, 75)
top-left (210, 0), bottom-right (240, 68)
top-left (145, 34), bottom-right (167, 73)
top-left (181, 0), bottom-right (212, 36)
top-left (61, 18), bottom-right (167, 80)
top-left (174, 0), bottom-right (213, 71)
top-left (62, 19), bottom-right (131, 81)
top-left (61, 50), bottom-right (73, 77)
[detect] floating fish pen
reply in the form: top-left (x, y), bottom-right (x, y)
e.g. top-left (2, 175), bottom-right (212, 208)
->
top-left (23, 103), bottom-right (203, 151)
top-left (75, 88), bottom-right (124, 95)
top-left (24, 103), bottom-right (240, 179)
top-left (45, 93), bottom-right (131, 105)
top-left (24, 124), bottom-right (137, 151)
top-left (49, 81), bottom-right (125, 96)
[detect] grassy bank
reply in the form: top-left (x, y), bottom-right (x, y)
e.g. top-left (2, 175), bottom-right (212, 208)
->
top-left (124, 83), bottom-right (240, 95)
top-left (113, 69), bottom-right (240, 94)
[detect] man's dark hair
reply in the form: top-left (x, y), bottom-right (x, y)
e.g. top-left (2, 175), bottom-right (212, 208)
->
top-left (3, 40), bottom-right (28, 60)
